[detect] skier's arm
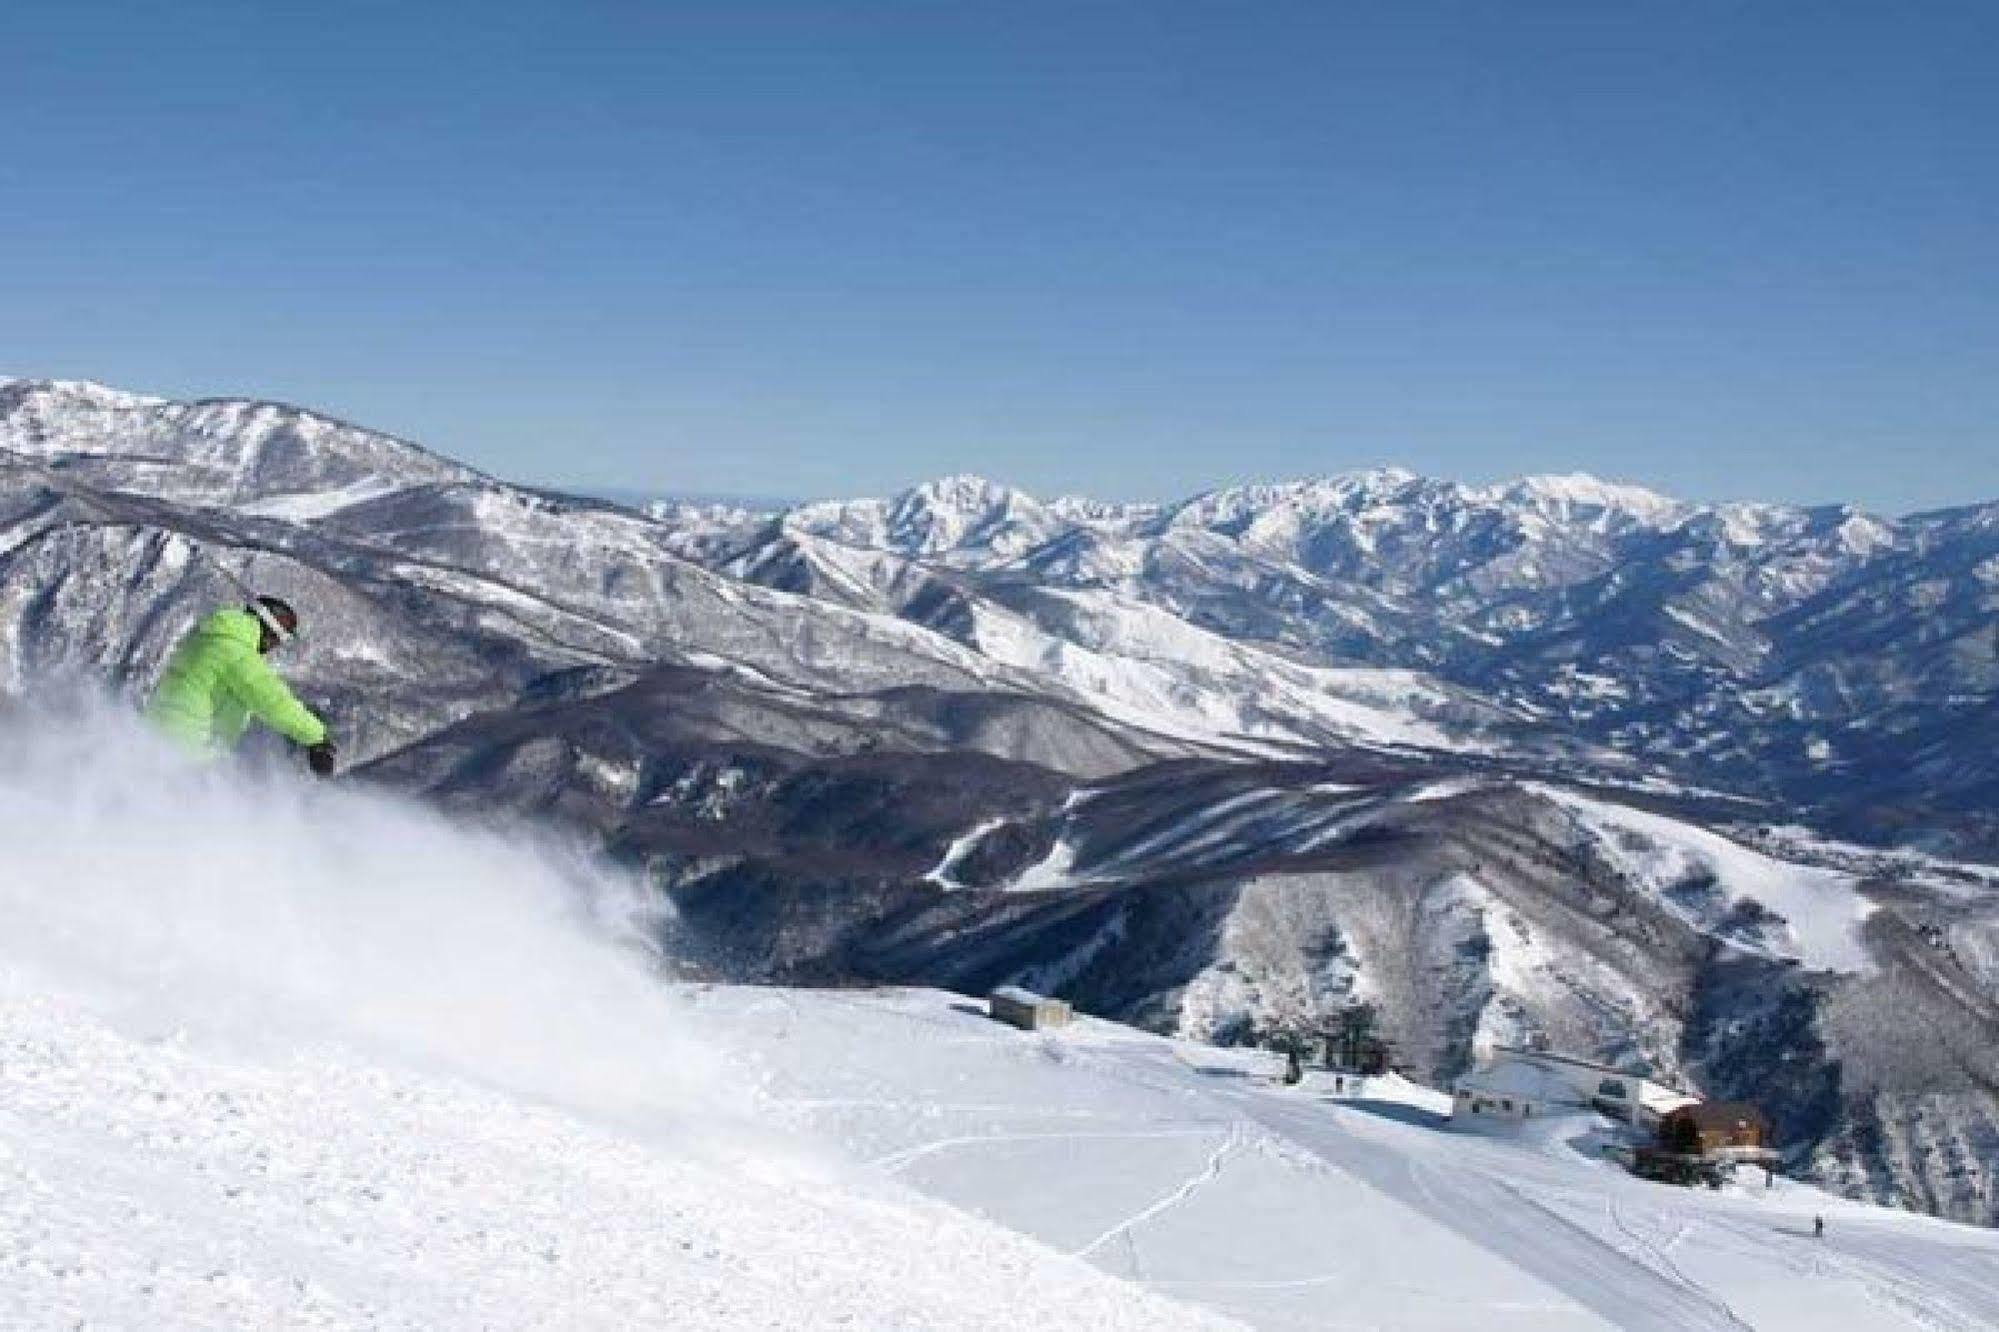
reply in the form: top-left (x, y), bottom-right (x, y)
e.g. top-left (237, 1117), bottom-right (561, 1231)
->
top-left (222, 651), bottom-right (328, 747)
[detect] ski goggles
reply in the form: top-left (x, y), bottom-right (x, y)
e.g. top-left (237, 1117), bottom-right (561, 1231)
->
top-left (250, 601), bottom-right (297, 646)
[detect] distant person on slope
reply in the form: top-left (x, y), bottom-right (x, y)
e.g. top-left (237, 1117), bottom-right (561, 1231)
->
top-left (146, 596), bottom-right (337, 776)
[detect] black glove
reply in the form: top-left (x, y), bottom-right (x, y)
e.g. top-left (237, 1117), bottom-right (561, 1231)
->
top-left (306, 740), bottom-right (338, 778)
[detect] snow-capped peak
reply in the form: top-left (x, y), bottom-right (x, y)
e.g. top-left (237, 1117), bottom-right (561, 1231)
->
top-left (0, 378), bottom-right (476, 505)
top-left (1166, 468), bottom-right (1424, 527)
top-left (789, 473), bottom-right (1068, 559)
top-left (1834, 510), bottom-right (1897, 557)
top-left (899, 472), bottom-right (1029, 510)
top-left (0, 375), bottom-right (171, 421)
top-left (1046, 493), bottom-right (1160, 527)
top-left (1482, 472), bottom-right (1688, 526)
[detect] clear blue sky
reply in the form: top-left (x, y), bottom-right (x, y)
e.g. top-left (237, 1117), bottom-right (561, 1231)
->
top-left (4, 1), bottom-right (1993, 512)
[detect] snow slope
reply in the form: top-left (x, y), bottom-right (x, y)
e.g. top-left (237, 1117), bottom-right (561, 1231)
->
top-left (1534, 784), bottom-right (1878, 972)
top-left (0, 704), bottom-right (1226, 1331)
top-left (688, 988), bottom-right (1999, 1332)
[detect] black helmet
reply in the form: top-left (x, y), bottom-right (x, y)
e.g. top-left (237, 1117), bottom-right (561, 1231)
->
top-left (249, 595), bottom-right (299, 647)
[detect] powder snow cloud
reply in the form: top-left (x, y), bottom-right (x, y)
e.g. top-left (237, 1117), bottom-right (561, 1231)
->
top-left (0, 697), bottom-right (724, 1132)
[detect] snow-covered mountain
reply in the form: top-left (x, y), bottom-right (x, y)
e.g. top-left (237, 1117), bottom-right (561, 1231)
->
top-left (0, 377), bottom-right (478, 509)
top-left (4, 376), bottom-right (1997, 1229)
top-left (686, 467), bottom-right (1998, 856)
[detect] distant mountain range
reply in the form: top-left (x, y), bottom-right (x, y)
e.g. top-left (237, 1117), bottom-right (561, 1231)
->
top-left (4, 375), bottom-right (1995, 1225)
top-left (653, 467), bottom-right (1999, 860)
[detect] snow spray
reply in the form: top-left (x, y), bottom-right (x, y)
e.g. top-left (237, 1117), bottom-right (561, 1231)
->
top-left (0, 695), bottom-right (733, 1135)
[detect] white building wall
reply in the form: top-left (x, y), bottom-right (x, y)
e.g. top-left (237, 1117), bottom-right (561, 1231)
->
top-left (1454, 1050), bottom-right (1695, 1128)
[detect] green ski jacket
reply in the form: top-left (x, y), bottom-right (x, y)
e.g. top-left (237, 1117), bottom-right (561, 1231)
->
top-left (146, 607), bottom-right (328, 756)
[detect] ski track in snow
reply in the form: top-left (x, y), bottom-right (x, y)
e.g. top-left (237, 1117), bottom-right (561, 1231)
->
top-left (870, 1127), bottom-right (1220, 1173)
top-left (1071, 1125), bottom-right (1241, 1260)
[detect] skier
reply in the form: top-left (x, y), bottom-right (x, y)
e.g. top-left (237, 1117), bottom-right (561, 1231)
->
top-left (146, 595), bottom-right (337, 775)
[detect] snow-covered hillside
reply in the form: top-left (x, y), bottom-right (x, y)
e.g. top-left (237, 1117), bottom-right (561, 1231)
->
top-left (4, 708), bottom-right (1995, 1330)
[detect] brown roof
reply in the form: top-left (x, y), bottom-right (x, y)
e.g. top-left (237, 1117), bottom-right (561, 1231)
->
top-left (1663, 1101), bottom-right (1768, 1132)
